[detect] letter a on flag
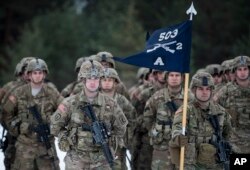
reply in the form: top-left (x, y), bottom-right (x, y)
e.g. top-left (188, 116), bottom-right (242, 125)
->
top-left (114, 20), bottom-right (192, 73)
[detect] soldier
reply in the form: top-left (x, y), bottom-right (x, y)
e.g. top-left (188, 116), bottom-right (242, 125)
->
top-left (214, 55), bottom-right (250, 154)
top-left (132, 69), bottom-right (166, 170)
top-left (130, 68), bottom-right (154, 107)
top-left (50, 60), bottom-right (128, 170)
top-left (170, 72), bottom-right (232, 170)
top-left (0, 57), bottom-right (34, 170)
top-left (94, 51), bottom-right (130, 100)
top-left (205, 64), bottom-right (224, 94)
top-left (61, 56), bottom-right (90, 98)
top-left (221, 59), bottom-right (234, 83)
top-left (142, 71), bottom-right (189, 169)
top-left (3, 58), bottom-right (63, 170)
top-left (128, 67), bottom-right (145, 98)
top-left (100, 68), bottom-right (136, 169)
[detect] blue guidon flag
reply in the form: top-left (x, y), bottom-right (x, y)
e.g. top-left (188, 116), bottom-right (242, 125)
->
top-left (114, 20), bottom-right (192, 73)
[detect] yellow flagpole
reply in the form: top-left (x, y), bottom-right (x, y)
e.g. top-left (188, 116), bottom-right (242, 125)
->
top-left (179, 73), bottom-right (190, 170)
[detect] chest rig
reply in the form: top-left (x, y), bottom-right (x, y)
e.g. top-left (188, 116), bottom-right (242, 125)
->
top-left (187, 102), bottom-right (224, 144)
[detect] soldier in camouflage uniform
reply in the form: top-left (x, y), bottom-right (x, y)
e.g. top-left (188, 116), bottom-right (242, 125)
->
top-left (221, 59), bottom-right (234, 83)
top-left (205, 64), bottom-right (224, 94)
top-left (214, 55), bottom-right (250, 154)
top-left (50, 60), bottom-right (128, 170)
top-left (142, 71), bottom-right (189, 169)
top-left (128, 67), bottom-right (147, 98)
top-left (170, 72), bottom-right (232, 170)
top-left (132, 69), bottom-right (166, 170)
top-left (3, 58), bottom-right (63, 170)
top-left (0, 57), bottom-right (34, 170)
top-left (100, 68), bottom-right (136, 169)
top-left (94, 51), bottom-right (130, 100)
top-left (61, 56), bottom-right (90, 98)
top-left (130, 68), bottom-right (154, 104)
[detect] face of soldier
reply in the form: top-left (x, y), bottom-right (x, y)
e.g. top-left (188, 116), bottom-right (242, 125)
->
top-left (155, 71), bottom-right (166, 84)
top-left (235, 66), bottom-right (249, 81)
top-left (100, 77), bottom-right (115, 92)
top-left (29, 70), bottom-right (45, 85)
top-left (85, 77), bottom-right (100, 92)
top-left (212, 74), bottom-right (223, 85)
top-left (195, 86), bottom-right (212, 102)
top-left (223, 70), bottom-right (230, 81)
top-left (167, 72), bottom-right (182, 87)
top-left (229, 71), bottom-right (235, 82)
top-left (22, 70), bottom-right (30, 81)
top-left (147, 73), bottom-right (155, 83)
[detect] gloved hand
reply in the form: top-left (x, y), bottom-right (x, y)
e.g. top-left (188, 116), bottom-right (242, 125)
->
top-left (173, 134), bottom-right (188, 147)
top-left (58, 134), bottom-right (70, 152)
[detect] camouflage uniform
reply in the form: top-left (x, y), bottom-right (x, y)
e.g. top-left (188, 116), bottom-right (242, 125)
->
top-left (170, 72), bottom-right (232, 170)
top-left (101, 68), bottom-right (136, 170)
top-left (143, 86), bottom-right (190, 170)
top-left (221, 59), bottom-right (234, 83)
top-left (132, 70), bottom-right (166, 170)
top-left (50, 60), bottom-right (128, 170)
top-left (0, 57), bottom-right (34, 170)
top-left (61, 56), bottom-right (89, 98)
top-left (205, 64), bottom-right (224, 94)
top-left (214, 56), bottom-right (250, 154)
top-left (94, 51), bottom-right (130, 100)
top-left (3, 58), bottom-right (63, 170)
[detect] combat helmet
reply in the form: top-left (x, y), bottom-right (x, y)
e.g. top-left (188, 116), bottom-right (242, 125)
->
top-left (27, 58), bottom-right (49, 74)
top-left (15, 57), bottom-right (35, 76)
top-left (102, 68), bottom-right (120, 83)
top-left (205, 64), bottom-right (223, 76)
top-left (74, 57), bottom-right (90, 73)
top-left (95, 51), bottom-right (115, 68)
top-left (190, 72), bottom-right (214, 89)
top-left (136, 67), bottom-right (150, 80)
top-left (78, 60), bottom-right (103, 81)
top-left (233, 55), bottom-right (250, 69)
top-left (221, 59), bottom-right (234, 73)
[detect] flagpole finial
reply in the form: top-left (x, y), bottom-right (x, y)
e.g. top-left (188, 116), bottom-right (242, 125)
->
top-left (186, 2), bottom-right (197, 20)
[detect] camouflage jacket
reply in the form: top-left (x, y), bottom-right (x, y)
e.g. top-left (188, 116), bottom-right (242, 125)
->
top-left (171, 100), bottom-right (232, 166)
top-left (3, 83), bottom-right (63, 144)
top-left (112, 92), bottom-right (136, 147)
top-left (0, 78), bottom-right (27, 127)
top-left (60, 80), bottom-right (79, 98)
top-left (213, 81), bottom-right (250, 128)
top-left (143, 87), bottom-right (191, 150)
top-left (50, 91), bottom-right (128, 152)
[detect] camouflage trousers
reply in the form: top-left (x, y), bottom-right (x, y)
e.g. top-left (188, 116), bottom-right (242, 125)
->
top-left (64, 149), bottom-right (111, 170)
top-left (113, 147), bottom-right (128, 170)
top-left (131, 133), bottom-right (153, 170)
top-left (4, 133), bottom-right (16, 170)
top-left (12, 140), bottom-right (59, 170)
top-left (151, 149), bottom-right (175, 170)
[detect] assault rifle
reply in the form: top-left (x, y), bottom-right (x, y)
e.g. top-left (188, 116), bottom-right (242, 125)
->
top-left (209, 115), bottom-right (231, 170)
top-left (80, 104), bottom-right (114, 168)
top-left (29, 105), bottom-right (58, 170)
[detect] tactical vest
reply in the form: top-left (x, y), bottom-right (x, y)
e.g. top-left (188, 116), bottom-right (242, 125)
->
top-left (150, 88), bottom-right (184, 149)
top-left (222, 82), bottom-right (250, 128)
top-left (184, 102), bottom-right (225, 165)
top-left (66, 93), bottom-right (114, 152)
top-left (16, 84), bottom-right (59, 143)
